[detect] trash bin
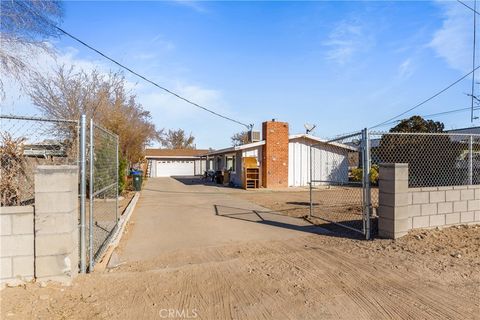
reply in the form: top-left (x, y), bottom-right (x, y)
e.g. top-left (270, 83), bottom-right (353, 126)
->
top-left (132, 171), bottom-right (143, 191)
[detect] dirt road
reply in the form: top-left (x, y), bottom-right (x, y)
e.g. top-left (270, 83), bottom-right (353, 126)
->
top-left (1, 178), bottom-right (478, 319)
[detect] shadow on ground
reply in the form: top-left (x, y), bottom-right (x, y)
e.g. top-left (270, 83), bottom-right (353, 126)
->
top-left (214, 204), bottom-right (377, 240)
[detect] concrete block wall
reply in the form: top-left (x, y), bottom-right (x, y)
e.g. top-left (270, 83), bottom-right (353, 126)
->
top-left (0, 165), bottom-right (79, 288)
top-left (262, 120), bottom-right (289, 188)
top-left (34, 165), bottom-right (79, 283)
top-left (378, 163), bottom-right (480, 239)
top-left (0, 206), bottom-right (34, 286)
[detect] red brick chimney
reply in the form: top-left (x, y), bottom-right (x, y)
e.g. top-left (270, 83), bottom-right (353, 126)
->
top-left (262, 120), bottom-right (289, 188)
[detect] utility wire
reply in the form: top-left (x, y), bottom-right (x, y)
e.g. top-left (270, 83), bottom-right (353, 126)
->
top-left (374, 106), bottom-right (480, 128)
top-left (17, 2), bottom-right (253, 129)
top-left (369, 65), bottom-right (480, 129)
top-left (457, 0), bottom-right (480, 15)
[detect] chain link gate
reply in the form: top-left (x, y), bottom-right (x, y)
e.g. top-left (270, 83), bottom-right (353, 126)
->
top-left (309, 128), bottom-right (372, 239)
top-left (86, 119), bottom-right (119, 271)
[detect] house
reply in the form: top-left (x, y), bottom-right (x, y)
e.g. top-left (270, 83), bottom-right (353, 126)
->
top-left (203, 120), bottom-right (356, 188)
top-left (145, 148), bottom-right (209, 177)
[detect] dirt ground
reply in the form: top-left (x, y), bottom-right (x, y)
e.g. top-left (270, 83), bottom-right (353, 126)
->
top-left (1, 181), bottom-right (478, 319)
top-left (1, 225), bottom-right (478, 319)
top-left (233, 188), bottom-right (379, 228)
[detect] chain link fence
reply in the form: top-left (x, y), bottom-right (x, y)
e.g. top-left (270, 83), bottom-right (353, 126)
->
top-left (369, 131), bottom-right (480, 209)
top-left (88, 121), bottom-right (119, 270)
top-left (0, 115), bottom-right (79, 206)
top-left (309, 130), bottom-right (372, 238)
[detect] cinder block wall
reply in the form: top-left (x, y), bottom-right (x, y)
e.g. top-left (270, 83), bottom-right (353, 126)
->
top-left (262, 120), bottom-right (289, 188)
top-left (0, 165), bottom-right (79, 288)
top-left (0, 206), bottom-right (34, 286)
top-left (378, 163), bottom-right (480, 239)
top-left (34, 165), bottom-right (79, 283)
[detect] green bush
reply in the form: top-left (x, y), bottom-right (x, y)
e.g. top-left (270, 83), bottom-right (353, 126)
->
top-left (350, 165), bottom-right (379, 185)
top-left (118, 155), bottom-right (128, 194)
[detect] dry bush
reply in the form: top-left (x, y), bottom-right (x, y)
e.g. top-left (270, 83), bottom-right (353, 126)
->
top-left (0, 133), bottom-right (27, 206)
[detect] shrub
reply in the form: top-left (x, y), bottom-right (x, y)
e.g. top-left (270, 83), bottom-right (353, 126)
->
top-left (349, 165), bottom-right (379, 185)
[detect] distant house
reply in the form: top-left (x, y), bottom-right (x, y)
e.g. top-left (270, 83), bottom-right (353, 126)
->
top-left (203, 120), bottom-right (355, 188)
top-left (446, 126), bottom-right (480, 135)
top-left (145, 149), bottom-right (209, 177)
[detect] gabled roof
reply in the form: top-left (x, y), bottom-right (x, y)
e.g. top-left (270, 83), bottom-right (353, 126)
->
top-left (204, 140), bottom-right (265, 156)
top-left (145, 148), bottom-right (210, 158)
top-left (204, 133), bottom-right (356, 157)
top-left (288, 134), bottom-right (357, 151)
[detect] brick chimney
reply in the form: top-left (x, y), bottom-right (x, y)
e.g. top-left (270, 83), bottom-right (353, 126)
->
top-left (262, 120), bottom-right (289, 188)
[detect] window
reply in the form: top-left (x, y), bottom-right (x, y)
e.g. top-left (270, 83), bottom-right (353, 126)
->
top-left (226, 155), bottom-right (236, 172)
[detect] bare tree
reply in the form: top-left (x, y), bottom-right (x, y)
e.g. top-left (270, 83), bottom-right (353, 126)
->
top-left (231, 131), bottom-right (249, 146)
top-left (0, 0), bottom-right (63, 95)
top-left (28, 65), bottom-right (161, 164)
top-left (160, 129), bottom-right (195, 149)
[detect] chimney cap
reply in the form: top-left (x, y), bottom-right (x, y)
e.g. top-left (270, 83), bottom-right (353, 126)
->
top-left (272, 118), bottom-right (276, 122)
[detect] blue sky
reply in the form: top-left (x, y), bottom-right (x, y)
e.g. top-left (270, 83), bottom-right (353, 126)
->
top-left (3, 1), bottom-right (480, 148)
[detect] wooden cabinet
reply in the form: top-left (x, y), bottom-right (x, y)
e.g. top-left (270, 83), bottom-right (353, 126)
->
top-left (244, 167), bottom-right (259, 189)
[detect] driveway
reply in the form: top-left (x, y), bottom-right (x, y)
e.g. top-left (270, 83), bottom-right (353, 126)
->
top-left (116, 177), bottom-right (325, 262)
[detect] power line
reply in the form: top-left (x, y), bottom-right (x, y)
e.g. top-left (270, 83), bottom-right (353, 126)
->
top-left (374, 106), bottom-right (480, 128)
top-left (17, 2), bottom-right (252, 129)
top-left (457, 0), bottom-right (480, 15)
top-left (369, 65), bottom-right (480, 129)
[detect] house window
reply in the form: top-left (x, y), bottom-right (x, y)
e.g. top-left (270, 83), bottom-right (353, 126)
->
top-left (226, 155), bottom-right (236, 172)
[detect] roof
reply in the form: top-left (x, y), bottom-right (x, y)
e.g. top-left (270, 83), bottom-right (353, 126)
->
top-left (205, 134), bottom-right (356, 157)
top-left (288, 134), bottom-right (358, 151)
top-left (204, 140), bottom-right (265, 156)
top-left (145, 148), bottom-right (210, 158)
top-left (446, 126), bottom-right (480, 135)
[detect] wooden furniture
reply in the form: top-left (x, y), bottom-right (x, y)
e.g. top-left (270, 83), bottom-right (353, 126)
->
top-left (242, 157), bottom-right (260, 189)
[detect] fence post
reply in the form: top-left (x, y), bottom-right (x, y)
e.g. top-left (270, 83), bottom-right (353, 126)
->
top-left (309, 144), bottom-right (313, 218)
top-left (362, 128), bottom-right (371, 240)
top-left (115, 134), bottom-right (119, 221)
top-left (79, 114), bottom-right (87, 273)
top-left (469, 135), bottom-right (473, 185)
top-left (89, 119), bottom-right (94, 272)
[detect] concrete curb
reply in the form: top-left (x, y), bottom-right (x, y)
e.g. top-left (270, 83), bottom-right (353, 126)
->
top-left (93, 192), bottom-right (140, 272)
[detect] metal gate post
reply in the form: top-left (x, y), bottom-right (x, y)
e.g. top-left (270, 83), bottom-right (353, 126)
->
top-left (361, 128), bottom-right (372, 240)
top-left (469, 135), bottom-right (473, 185)
top-left (79, 114), bottom-right (87, 273)
top-left (309, 144), bottom-right (313, 218)
top-left (88, 119), bottom-right (94, 271)
top-left (115, 134), bottom-right (119, 221)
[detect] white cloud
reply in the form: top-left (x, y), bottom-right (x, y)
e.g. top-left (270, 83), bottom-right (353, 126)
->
top-left (172, 0), bottom-right (207, 13)
top-left (398, 58), bottom-right (414, 80)
top-left (429, 2), bottom-right (473, 73)
top-left (323, 20), bottom-right (373, 65)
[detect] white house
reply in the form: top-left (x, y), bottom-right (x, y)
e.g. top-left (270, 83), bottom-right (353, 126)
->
top-left (203, 120), bottom-right (355, 188)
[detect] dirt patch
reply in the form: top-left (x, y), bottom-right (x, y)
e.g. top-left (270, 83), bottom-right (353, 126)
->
top-left (1, 226), bottom-right (478, 319)
top-left (233, 188), bottom-right (380, 230)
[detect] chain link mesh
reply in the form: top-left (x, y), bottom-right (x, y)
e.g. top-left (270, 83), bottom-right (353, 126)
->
top-left (88, 123), bottom-right (118, 265)
top-left (369, 132), bottom-right (480, 209)
top-left (0, 115), bottom-right (79, 206)
top-left (310, 131), bottom-right (369, 234)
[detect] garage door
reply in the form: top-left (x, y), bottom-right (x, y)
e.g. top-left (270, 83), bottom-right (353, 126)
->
top-left (155, 160), bottom-right (194, 177)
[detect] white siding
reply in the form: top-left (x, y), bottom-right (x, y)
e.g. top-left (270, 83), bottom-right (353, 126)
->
top-left (288, 138), bottom-right (349, 187)
top-left (194, 159), bottom-right (206, 175)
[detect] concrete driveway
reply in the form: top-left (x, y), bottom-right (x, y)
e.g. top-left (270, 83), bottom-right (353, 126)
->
top-left (116, 177), bottom-right (324, 262)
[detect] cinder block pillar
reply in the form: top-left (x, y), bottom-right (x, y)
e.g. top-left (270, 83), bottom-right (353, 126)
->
top-left (378, 163), bottom-right (411, 239)
top-left (34, 165), bottom-right (79, 283)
